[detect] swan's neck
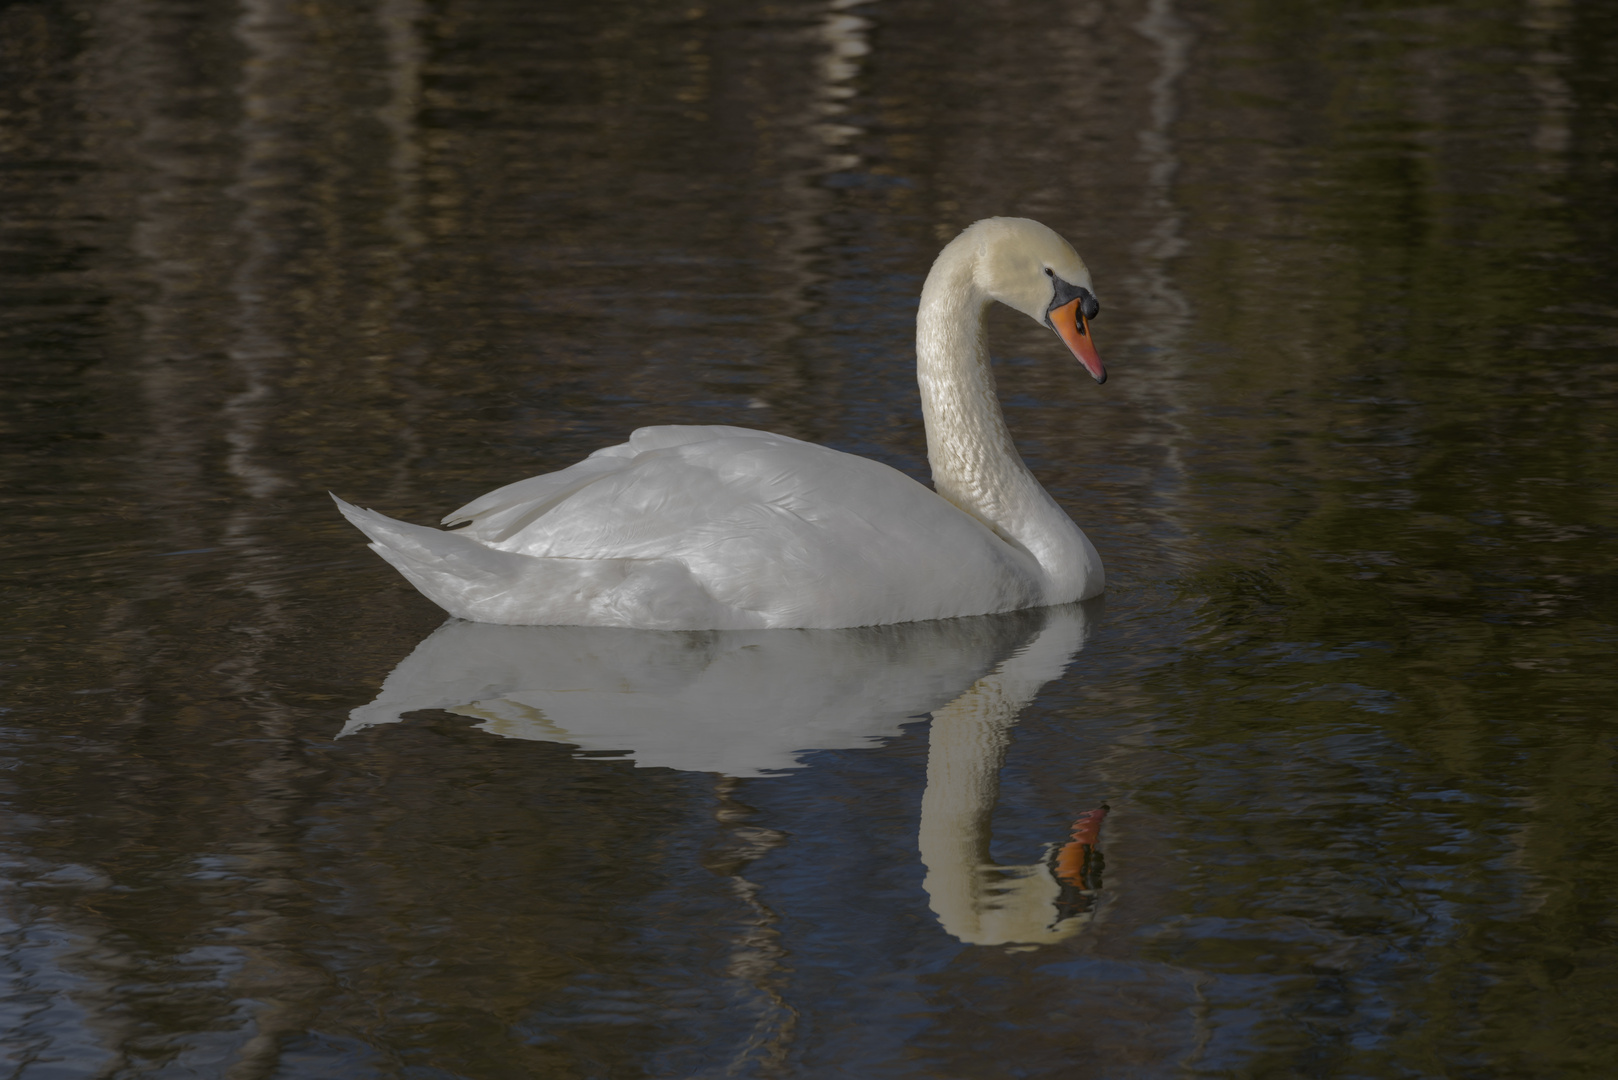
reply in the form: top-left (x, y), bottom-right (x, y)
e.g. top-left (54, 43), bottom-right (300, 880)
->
top-left (916, 249), bottom-right (1098, 602)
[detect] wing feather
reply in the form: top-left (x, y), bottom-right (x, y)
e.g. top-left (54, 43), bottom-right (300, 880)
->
top-left (342, 426), bottom-right (1044, 628)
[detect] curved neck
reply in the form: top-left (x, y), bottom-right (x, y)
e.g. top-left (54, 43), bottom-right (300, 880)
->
top-left (915, 244), bottom-right (1098, 603)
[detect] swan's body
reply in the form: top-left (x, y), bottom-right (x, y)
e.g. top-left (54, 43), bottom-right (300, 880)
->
top-left (337, 218), bottom-right (1108, 630)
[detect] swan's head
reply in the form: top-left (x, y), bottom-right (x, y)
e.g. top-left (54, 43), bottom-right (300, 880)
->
top-left (959, 217), bottom-right (1105, 384)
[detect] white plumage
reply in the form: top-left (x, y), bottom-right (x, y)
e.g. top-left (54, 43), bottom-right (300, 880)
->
top-left (336, 217), bottom-right (1108, 629)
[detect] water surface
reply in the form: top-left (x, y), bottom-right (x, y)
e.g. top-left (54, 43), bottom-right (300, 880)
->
top-left (3, 0), bottom-right (1617, 1075)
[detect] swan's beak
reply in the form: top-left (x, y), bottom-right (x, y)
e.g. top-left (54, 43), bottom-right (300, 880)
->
top-left (1048, 299), bottom-right (1106, 384)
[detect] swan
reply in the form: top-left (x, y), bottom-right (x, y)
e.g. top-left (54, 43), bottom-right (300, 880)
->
top-left (335, 217), bottom-right (1107, 629)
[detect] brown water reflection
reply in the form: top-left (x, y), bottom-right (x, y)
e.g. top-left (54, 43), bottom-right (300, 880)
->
top-left (2, 0), bottom-right (1617, 1075)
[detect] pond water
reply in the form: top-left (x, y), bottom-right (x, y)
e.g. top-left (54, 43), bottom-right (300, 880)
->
top-left (3, 0), bottom-right (1617, 1075)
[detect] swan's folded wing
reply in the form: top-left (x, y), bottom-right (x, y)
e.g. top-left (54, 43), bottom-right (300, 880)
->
top-left (440, 456), bottom-right (631, 540)
top-left (440, 426), bottom-right (809, 542)
top-left (612, 424), bottom-right (810, 455)
top-left (343, 427), bottom-right (1041, 628)
top-left (486, 442), bottom-right (765, 557)
top-left (485, 435), bottom-right (1041, 626)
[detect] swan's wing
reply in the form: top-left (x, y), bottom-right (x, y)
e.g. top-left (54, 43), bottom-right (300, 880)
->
top-left (442, 455), bottom-right (630, 540)
top-left (442, 425), bottom-right (809, 542)
top-left (345, 425), bottom-right (1042, 628)
top-left (596, 424), bottom-right (811, 457)
top-left (490, 433), bottom-right (1042, 626)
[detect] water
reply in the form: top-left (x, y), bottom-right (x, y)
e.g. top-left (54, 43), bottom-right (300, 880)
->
top-left (3, 0), bottom-right (1616, 1074)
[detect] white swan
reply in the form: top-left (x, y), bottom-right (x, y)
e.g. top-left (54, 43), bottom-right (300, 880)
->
top-left (335, 217), bottom-right (1107, 629)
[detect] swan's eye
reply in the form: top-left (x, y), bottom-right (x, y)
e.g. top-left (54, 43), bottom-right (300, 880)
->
top-left (1044, 267), bottom-right (1054, 277)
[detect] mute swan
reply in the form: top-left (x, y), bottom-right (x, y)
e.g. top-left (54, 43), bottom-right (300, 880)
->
top-left (335, 217), bottom-right (1106, 629)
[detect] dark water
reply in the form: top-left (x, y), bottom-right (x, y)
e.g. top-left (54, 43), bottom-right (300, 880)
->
top-left (3, 0), bottom-right (1617, 1074)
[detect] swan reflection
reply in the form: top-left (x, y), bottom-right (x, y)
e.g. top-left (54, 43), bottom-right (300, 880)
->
top-left (347, 604), bottom-right (1106, 945)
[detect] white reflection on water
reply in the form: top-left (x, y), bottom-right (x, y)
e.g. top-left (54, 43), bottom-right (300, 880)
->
top-left (348, 604), bottom-right (1105, 946)
top-left (812, 0), bottom-right (873, 169)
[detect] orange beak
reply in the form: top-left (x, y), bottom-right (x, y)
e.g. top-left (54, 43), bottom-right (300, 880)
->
top-left (1048, 298), bottom-right (1105, 384)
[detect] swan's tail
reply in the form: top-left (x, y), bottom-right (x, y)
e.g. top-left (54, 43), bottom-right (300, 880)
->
top-left (332, 494), bottom-right (742, 628)
top-left (333, 495), bottom-right (531, 621)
